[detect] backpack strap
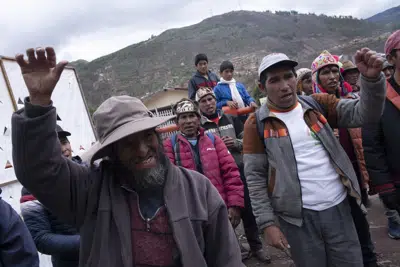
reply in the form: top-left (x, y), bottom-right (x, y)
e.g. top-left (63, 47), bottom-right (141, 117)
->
top-left (254, 109), bottom-right (265, 145)
top-left (386, 80), bottom-right (400, 111)
top-left (205, 131), bottom-right (216, 146)
top-left (170, 133), bottom-right (182, 166)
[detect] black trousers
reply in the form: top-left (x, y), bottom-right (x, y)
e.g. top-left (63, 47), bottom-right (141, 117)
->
top-left (239, 166), bottom-right (263, 251)
top-left (348, 196), bottom-right (377, 265)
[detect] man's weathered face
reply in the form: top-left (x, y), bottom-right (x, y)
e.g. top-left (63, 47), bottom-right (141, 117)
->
top-left (221, 69), bottom-right (233, 81)
top-left (383, 66), bottom-right (395, 79)
top-left (261, 66), bottom-right (297, 109)
top-left (318, 65), bottom-right (340, 93)
top-left (199, 95), bottom-right (217, 115)
top-left (116, 129), bottom-right (165, 189)
top-left (59, 137), bottom-right (72, 159)
top-left (177, 112), bottom-right (200, 138)
top-left (196, 60), bottom-right (208, 75)
top-left (343, 69), bottom-right (360, 86)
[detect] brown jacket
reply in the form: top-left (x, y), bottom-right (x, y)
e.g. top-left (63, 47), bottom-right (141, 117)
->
top-left (12, 99), bottom-right (244, 267)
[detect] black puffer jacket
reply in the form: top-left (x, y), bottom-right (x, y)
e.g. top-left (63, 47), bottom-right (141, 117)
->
top-left (20, 156), bottom-right (82, 267)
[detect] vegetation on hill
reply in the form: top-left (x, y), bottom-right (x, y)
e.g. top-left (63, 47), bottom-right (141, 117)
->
top-left (70, 7), bottom-right (399, 109)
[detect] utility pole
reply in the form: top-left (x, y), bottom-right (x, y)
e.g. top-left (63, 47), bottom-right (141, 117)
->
top-left (238, 0), bottom-right (242, 10)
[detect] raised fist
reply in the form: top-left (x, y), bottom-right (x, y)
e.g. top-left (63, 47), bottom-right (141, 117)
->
top-left (15, 47), bottom-right (68, 106)
top-left (354, 48), bottom-right (384, 80)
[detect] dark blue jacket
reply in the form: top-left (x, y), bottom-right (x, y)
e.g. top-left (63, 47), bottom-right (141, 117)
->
top-left (213, 82), bottom-right (255, 110)
top-left (0, 189), bottom-right (39, 267)
top-left (188, 70), bottom-right (219, 100)
top-left (20, 156), bottom-right (82, 267)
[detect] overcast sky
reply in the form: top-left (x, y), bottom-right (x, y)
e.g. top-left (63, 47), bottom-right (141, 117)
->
top-left (1, 0), bottom-right (397, 62)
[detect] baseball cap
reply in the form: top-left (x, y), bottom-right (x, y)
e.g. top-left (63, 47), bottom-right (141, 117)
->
top-left (384, 30), bottom-right (400, 56)
top-left (258, 53), bottom-right (298, 77)
top-left (56, 125), bottom-right (71, 138)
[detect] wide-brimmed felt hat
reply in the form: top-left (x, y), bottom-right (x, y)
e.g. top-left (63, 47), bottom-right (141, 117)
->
top-left (89, 95), bottom-right (175, 163)
top-left (341, 60), bottom-right (359, 75)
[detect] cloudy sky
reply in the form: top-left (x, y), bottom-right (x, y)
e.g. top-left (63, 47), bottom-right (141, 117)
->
top-left (2, 0), bottom-right (397, 62)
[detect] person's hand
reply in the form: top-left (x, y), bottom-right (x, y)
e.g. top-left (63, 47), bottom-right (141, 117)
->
top-left (380, 191), bottom-right (400, 211)
top-left (354, 48), bottom-right (383, 80)
top-left (15, 47), bottom-right (68, 106)
top-left (221, 136), bottom-right (235, 149)
top-left (228, 207), bottom-right (241, 229)
top-left (250, 102), bottom-right (258, 109)
top-left (227, 101), bottom-right (239, 109)
top-left (263, 225), bottom-right (290, 250)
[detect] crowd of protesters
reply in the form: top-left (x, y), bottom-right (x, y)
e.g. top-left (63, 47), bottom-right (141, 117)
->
top-left (0, 29), bottom-right (399, 267)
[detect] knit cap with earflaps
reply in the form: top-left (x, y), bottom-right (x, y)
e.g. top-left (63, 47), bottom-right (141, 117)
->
top-left (311, 50), bottom-right (339, 74)
top-left (195, 87), bottom-right (215, 102)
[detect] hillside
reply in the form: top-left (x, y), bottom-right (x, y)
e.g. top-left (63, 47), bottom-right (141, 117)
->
top-left (71, 9), bottom-right (396, 109)
top-left (367, 5), bottom-right (400, 26)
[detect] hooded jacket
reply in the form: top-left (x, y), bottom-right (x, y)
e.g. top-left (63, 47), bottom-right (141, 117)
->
top-left (188, 71), bottom-right (219, 100)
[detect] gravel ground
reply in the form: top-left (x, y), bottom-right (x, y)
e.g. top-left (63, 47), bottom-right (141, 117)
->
top-left (238, 195), bottom-right (400, 267)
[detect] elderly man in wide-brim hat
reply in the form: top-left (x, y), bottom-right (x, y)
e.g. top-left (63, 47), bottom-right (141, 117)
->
top-left (11, 46), bottom-right (244, 267)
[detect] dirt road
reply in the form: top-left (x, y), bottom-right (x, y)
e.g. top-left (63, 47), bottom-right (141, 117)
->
top-left (240, 195), bottom-right (400, 267)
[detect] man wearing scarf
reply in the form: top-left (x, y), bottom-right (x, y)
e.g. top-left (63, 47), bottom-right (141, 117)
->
top-left (196, 87), bottom-right (270, 263)
top-left (243, 49), bottom-right (385, 267)
top-left (214, 61), bottom-right (258, 123)
top-left (311, 50), bottom-right (378, 266)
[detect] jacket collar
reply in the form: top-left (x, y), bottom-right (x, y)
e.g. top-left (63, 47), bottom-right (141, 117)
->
top-left (258, 96), bottom-right (314, 121)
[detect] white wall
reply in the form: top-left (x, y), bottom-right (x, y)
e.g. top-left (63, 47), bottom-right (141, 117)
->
top-left (0, 58), bottom-right (96, 267)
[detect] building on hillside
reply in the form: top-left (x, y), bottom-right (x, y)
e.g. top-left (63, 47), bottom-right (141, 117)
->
top-left (142, 87), bottom-right (188, 113)
top-left (142, 87), bottom-right (187, 139)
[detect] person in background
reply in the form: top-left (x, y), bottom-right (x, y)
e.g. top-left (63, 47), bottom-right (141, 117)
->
top-left (163, 98), bottom-right (244, 230)
top-left (382, 59), bottom-right (395, 79)
top-left (188, 53), bottom-right (219, 100)
top-left (363, 29), bottom-right (400, 240)
top-left (342, 60), bottom-right (361, 92)
top-left (295, 68), bottom-right (313, 95)
top-left (244, 49), bottom-right (385, 267)
top-left (214, 61), bottom-right (257, 120)
top-left (12, 47), bottom-right (244, 267)
top-left (311, 50), bottom-right (378, 266)
top-left (21, 125), bottom-right (81, 267)
top-left (0, 189), bottom-right (39, 267)
top-left (196, 87), bottom-right (270, 263)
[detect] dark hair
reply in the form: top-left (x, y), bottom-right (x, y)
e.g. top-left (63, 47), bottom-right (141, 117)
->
top-left (301, 72), bottom-right (312, 81)
top-left (259, 65), bottom-right (296, 87)
top-left (220, 60), bottom-right (234, 73)
top-left (195, 54), bottom-right (208, 66)
top-left (389, 49), bottom-right (398, 59)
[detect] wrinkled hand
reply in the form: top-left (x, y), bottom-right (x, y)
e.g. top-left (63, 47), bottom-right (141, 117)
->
top-left (264, 225), bottom-right (290, 251)
top-left (227, 101), bottom-right (239, 109)
top-left (221, 136), bottom-right (235, 149)
top-left (354, 48), bottom-right (383, 80)
top-left (228, 207), bottom-right (241, 229)
top-left (15, 47), bottom-right (68, 106)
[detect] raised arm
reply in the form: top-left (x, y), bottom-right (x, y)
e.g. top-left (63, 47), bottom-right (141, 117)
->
top-left (12, 47), bottom-right (99, 226)
top-left (311, 48), bottom-right (386, 129)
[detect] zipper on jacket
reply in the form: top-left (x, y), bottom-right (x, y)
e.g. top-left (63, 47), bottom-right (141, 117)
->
top-left (267, 117), bottom-right (304, 220)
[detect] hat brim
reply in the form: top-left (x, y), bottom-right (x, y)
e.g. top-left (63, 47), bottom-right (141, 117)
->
top-left (90, 115), bottom-right (175, 163)
top-left (342, 67), bottom-right (359, 74)
top-left (259, 60), bottom-right (298, 77)
top-left (57, 131), bottom-right (71, 138)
